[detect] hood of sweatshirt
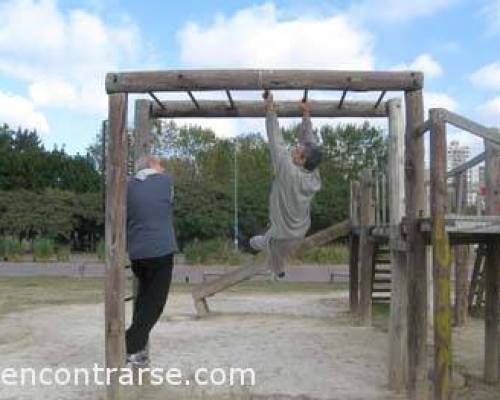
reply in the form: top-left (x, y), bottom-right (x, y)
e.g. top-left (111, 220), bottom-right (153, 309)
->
top-left (134, 168), bottom-right (159, 181)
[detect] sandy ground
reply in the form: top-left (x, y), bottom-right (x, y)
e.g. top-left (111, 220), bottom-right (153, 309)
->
top-left (0, 289), bottom-right (497, 400)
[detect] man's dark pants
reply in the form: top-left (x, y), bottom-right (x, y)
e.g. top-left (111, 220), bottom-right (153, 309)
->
top-left (125, 253), bottom-right (173, 355)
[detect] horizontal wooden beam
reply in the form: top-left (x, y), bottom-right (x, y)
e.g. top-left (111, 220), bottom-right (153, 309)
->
top-left (151, 100), bottom-right (388, 118)
top-left (438, 109), bottom-right (500, 145)
top-left (447, 152), bottom-right (486, 177)
top-left (415, 119), bottom-right (431, 137)
top-left (106, 69), bottom-right (424, 94)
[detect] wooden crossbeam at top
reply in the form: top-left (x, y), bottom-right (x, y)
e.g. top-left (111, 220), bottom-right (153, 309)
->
top-left (150, 99), bottom-right (389, 118)
top-left (105, 69), bottom-right (423, 94)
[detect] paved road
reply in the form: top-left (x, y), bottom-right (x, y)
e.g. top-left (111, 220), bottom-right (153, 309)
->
top-left (0, 262), bottom-right (349, 283)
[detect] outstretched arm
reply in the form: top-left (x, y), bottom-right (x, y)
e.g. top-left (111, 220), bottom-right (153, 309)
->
top-left (264, 91), bottom-right (287, 170)
top-left (299, 101), bottom-right (319, 145)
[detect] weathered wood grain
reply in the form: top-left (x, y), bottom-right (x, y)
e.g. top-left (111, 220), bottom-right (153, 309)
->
top-left (358, 169), bottom-right (375, 326)
top-left (350, 181), bottom-right (361, 313)
top-left (484, 140), bottom-right (500, 384)
top-left (387, 98), bottom-right (408, 391)
top-left (430, 109), bottom-right (452, 400)
top-left (453, 172), bottom-right (469, 327)
top-left (441, 109), bottom-right (500, 146)
top-left (105, 93), bottom-right (128, 400)
top-left (106, 69), bottom-right (424, 93)
top-left (405, 89), bottom-right (429, 400)
top-left (447, 152), bottom-right (485, 178)
top-left (151, 100), bottom-right (388, 118)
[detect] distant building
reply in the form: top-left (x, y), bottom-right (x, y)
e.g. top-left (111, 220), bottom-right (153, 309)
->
top-left (447, 140), bottom-right (473, 206)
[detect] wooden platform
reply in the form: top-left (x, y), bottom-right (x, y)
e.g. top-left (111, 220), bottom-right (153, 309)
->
top-left (369, 215), bottom-right (500, 245)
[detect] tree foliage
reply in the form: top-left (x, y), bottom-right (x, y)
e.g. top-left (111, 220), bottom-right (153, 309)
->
top-left (0, 124), bottom-right (100, 192)
top-left (0, 125), bottom-right (103, 249)
top-left (1, 119), bottom-right (385, 252)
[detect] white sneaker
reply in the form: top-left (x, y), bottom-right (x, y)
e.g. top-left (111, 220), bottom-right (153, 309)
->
top-left (126, 349), bottom-right (149, 368)
top-left (249, 235), bottom-right (269, 252)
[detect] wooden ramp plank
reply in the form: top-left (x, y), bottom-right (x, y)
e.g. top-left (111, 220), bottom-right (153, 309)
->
top-left (193, 262), bottom-right (267, 301)
top-left (192, 219), bottom-right (352, 316)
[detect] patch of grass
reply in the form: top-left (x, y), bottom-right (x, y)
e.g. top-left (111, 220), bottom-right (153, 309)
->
top-left (97, 239), bottom-right (105, 261)
top-left (0, 277), bottom-right (344, 318)
top-left (294, 244), bottom-right (349, 265)
top-left (0, 236), bottom-right (23, 261)
top-left (184, 238), bottom-right (249, 265)
top-left (373, 302), bottom-right (390, 318)
top-left (0, 277), bottom-right (105, 317)
top-left (224, 281), bottom-right (347, 294)
top-left (55, 245), bottom-right (71, 262)
top-left (33, 237), bottom-right (55, 261)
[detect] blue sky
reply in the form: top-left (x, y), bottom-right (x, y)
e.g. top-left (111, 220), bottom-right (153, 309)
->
top-left (0, 0), bottom-right (499, 155)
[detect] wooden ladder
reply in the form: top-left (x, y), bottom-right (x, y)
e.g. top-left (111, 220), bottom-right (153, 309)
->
top-left (371, 244), bottom-right (392, 303)
top-left (468, 243), bottom-right (487, 317)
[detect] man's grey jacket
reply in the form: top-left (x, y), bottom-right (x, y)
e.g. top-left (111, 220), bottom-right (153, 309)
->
top-left (127, 170), bottom-right (178, 261)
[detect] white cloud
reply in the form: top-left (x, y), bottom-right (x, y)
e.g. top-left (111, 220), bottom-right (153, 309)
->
top-left (424, 92), bottom-right (459, 114)
top-left (480, 0), bottom-right (500, 36)
top-left (28, 80), bottom-right (78, 107)
top-left (178, 3), bottom-right (374, 69)
top-left (470, 61), bottom-right (500, 91)
top-left (176, 3), bottom-right (379, 138)
top-left (477, 97), bottom-right (500, 123)
top-left (0, 0), bottom-right (143, 115)
top-left (0, 91), bottom-right (49, 133)
top-left (392, 53), bottom-right (443, 78)
top-left (349, 0), bottom-right (460, 22)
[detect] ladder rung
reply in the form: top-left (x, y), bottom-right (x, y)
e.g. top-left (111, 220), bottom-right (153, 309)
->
top-left (374, 279), bottom-right (391, 284)
top-left (372, 297), bottom-right (391, 302)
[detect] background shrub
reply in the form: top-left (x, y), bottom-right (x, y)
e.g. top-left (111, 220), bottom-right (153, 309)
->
top-left (97, 240), bottom-right (106, 261)
top-left (33, 237), bottom-right (55, 261)
top-left (294, 244), bottom-right (349, 265)
top-left (55, 245), bottom-right (71, 262)
top-left (184, 238), bottom-right (248, 265)
top-left (0, 236), bottom-right (22, 261)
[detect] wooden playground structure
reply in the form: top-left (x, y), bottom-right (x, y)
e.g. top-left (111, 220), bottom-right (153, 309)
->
top-left (104, 69), bottom-right (499, 400)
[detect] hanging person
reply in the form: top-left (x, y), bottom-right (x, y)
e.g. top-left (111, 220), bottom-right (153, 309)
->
top-left (249, 90), bottom-right (322, 277)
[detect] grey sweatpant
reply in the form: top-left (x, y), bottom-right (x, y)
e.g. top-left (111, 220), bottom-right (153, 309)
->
top-left (250, 233), bottom-right (301, 274)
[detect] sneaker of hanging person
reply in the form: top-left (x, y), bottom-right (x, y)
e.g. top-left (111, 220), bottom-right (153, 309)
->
top-left (249, 235), bottom-right (269, 252)
top-left (271, 271), bottom-right (286, 281)
top-left (126, 349), bottom-right (150, 368)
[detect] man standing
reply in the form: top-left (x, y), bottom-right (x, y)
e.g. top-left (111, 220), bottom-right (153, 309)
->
top-left (250, 91), bottom-right (322, 277)
top-left (126, 155), bottom-right (178, 366)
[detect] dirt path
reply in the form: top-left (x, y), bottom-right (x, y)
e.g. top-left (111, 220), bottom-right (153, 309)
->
top-left (0, 290), bottom-right (496, 399)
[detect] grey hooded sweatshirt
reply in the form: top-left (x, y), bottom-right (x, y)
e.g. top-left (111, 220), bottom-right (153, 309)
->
top-left (266, 110), bottom-right (321, 240)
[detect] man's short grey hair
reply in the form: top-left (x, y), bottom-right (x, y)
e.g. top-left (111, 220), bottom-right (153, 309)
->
top-left (135, 155), bottom-right (159, 172)
top-left (303, 143), bottom-right (322, 172)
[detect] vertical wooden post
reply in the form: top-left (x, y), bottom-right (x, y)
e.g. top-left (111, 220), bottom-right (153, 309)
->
top-left (484, 141), bottom-right (500, 384)
top-left (105, 93), bottom-right (128, 400)
top-left (454, 172), bottom-right (469, 326)
top-left (134, 99), bottom-right (154, 159)
top-left (387, 98), bottom-right (408, 391)
top-left (405, 89), bottom-right (429, 400)
top-left (381, 173), bottom-right (387, 224)
top-left (349, 181), bottom-right (361, 313)
top-left (359, 169), bottom-right (375, 325)
top-left (430, 109), bottom-right (452, 400)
